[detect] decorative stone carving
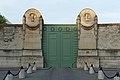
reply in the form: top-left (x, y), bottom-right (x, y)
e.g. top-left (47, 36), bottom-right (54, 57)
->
top-left (80, 8), bottom-right (96, 28)
top-left (76, 8), bottom-right (98, 68)
top-left (23, 8), bottom-right (41, 28)
top-left (22, 8), bottom-right (44, 68)
top-left (77, 8), bottom-right (98, 49)
top-left (23, 8), bottom-right (44, 49)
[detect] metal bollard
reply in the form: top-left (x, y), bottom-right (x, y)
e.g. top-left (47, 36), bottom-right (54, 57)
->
top-left (5, 70), bottom-right (13, 80)
top-left (114, 72), bottom-right (120, 80)
top-left (84, 62), bottom-right (88, 71)
top-left (98, 67), bottom-right (104, 80)
top-left (32, 62), bottom-right (37, 71)
top-left (27, 64), bottom-right (32, 74)
top-left (19, 66), bottom-right (25, 79)
top-left (89, 64), bottom-right (94, 74)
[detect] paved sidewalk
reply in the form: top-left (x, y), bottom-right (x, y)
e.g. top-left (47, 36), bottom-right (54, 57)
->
top-left (1, 68), bottom-right (120, 80)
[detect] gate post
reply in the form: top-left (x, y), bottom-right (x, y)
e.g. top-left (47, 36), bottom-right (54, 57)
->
top-left (22, 8), bottom-right (44, 68)
top-left (76, 8), bottom-right (99, 68)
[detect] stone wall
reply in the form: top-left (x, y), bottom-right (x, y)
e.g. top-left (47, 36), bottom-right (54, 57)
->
top-left (77, 24), bottom-right (120, 68)
top-left (1, 8), bottom-right (120, 68)
top-left (77, 50), bottom-right (99, 68)
top-left (97, 24), bottom-right (120, 68)
top-left (0, 50), bottom-right (43, 68)
top-left (0, 25), bottom-right (23, 49)
top-left (78, 28), bottom-right (97, 49)
top-left (99, 50), bottom-right (120, 68)
top-left (0, 24), bottom-right (43, 68)
top-left (98, 24), bottom-right (120, 49)
top-left (24, 28), bottom-right (42, 49)
top-left (1, 23), bottom-right (120, 68)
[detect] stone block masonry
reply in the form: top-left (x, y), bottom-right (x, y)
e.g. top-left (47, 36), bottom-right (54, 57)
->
top-left (0, 8), bottom-right (120, 68)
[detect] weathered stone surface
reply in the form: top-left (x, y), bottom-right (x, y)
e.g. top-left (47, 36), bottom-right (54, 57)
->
top-left (98, 24), bottom-right (120, 49)
top-left (24, 28), bottom-right (42, 49)
top-left (23, 50), bottom-right (42, 56)
top-left (78, 28), bottom-right (96, 49)
top-left (0, 56), bottom-right (43, 68)
top-left (0, 26), bottom-right (23, 49)
top-left (77, 56), bottom-right (99, 68)
top-left (0, 49), bottom-right (43, 68)
top-left (78, 50), bottom-right (97, 56)
top-left (0, 50), bottom-right (22, 56)
top-left (99, 50), bottom-right (120, 56)
top-left (0, 9), bottom-right (44, 68)
top-left (21, 56), bottom-right (43, 68)
top-left (0, 56), bottom-right (21, 67)
top-left (0, 23), bottom-right (43, 68)
top-left (100, 56), bottom-right (120, 68)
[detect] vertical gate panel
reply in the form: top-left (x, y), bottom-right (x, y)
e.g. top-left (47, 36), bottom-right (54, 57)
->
top-left (61, 32), bottom-right (72, 67)
top-left (47, 32), bottom-right (60, 67)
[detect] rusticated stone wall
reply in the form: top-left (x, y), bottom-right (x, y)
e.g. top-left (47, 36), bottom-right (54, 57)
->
top-left (98, 50), bottom-right (120, 68)
top-left (98, 24), bottom-right (120, 68)
top-left (0, 24), bottom-right (43, 68)
top-left (1, 8), bottom-right (120, 68)
top-left (1, 23), bottom-right (120, 68)
top-left (77, 50), bottom-right (99, 68)
top-left (0, 25), bottom-right (23, 49)
top-left (98, 24), bottom-right (120, 49)
top-left (77, 24), bottom-right (120, 68)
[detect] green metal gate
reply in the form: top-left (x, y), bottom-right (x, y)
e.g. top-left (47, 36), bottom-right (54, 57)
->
top-left (43, 24), bottom-right (78, 68)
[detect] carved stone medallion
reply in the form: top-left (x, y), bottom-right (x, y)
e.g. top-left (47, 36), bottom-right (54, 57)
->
top-left (23, 8), bottom-right (41, 27)
top-left (80, 8), bottom-right (96, 27)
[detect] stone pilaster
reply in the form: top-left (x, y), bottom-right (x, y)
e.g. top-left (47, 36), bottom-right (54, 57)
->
top-left (22, 8), bottom-right (44, 68)
top-left (77, 8), bottom-right (99, 68)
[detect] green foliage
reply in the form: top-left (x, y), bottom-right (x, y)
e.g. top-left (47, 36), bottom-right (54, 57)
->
top-left (0, 15), bottom-right (6, 24)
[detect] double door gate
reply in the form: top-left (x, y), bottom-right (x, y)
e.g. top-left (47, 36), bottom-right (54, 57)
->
top-left (43, 25), bottom-right (78, 68)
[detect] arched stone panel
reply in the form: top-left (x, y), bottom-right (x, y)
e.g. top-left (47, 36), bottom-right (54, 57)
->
top-left (76, 8), bottom-right (99, 68)
top-left (22, 8), bottom-right (44, 49)
top-left (76, 8), bottom-right (98, 49)
top-left (22, 8), bottom-right (44, 68)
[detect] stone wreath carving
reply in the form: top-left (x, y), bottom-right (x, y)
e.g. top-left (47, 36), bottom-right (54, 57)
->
top-left (23, 8), bottom-right (41, 28)
top-left (80, 8), bottom-right (96, 27)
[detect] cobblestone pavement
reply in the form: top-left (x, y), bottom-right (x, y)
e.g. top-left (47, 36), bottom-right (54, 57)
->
top-left (1, 67), bottom-right (120, 80)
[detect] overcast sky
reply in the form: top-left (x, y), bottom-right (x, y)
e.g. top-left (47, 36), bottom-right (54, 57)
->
top-left (0, 0), bottom-right (120, 24)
